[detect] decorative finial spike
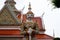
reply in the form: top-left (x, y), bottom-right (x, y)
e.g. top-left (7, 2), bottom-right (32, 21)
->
top-left (41, 12), bottom-right (45, 17)
top-left (28, 2), bottom-right (31, 10)
top-left (53, 29), bottom-right (55, 38)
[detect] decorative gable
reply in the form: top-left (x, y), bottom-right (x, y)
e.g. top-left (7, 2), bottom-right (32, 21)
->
top-left (0, 8), bottom-right (18, 24)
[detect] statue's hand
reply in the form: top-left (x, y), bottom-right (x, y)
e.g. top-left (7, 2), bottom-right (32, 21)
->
top-left (32, 29), bottom-right (35, 32)
top-left (20, 31), bottom-right (27, 35)
top-left (27, 28), bottom-right (33, 34)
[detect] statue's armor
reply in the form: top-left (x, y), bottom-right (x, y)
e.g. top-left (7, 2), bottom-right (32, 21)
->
top-left (24, 22), bottom-right (36, 30)
top-left (20, 22), bottom-right (39, 40)
top-left (20, 3), bottom-right (40, 40)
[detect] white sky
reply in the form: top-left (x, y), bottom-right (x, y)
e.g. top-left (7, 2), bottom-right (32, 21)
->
top-left (0, 0), bottom-right (60, 37)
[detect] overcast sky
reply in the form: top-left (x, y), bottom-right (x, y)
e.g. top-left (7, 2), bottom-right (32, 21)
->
top-left (0, 0), bottom-right (60, 37)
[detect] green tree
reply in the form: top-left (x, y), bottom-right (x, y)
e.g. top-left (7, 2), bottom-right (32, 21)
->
top-left (52, 0), bottom-right (60, 8)
top-left (54, 38), bottom-right (60, 40)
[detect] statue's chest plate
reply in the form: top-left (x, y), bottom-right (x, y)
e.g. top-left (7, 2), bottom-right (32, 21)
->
top-left (25, 22), bottom-right (34, 28)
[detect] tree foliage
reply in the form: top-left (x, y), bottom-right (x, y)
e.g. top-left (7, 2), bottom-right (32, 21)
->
top-left (52, 0), bottom-right (60, 8)
top-left (54, 38), bottom-right (60, 40)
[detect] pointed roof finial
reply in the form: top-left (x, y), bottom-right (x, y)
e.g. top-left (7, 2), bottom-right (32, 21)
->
top-left (28, 2), bottom-right (31, 10)
top-left (53, 29), bottom-right (55, 38)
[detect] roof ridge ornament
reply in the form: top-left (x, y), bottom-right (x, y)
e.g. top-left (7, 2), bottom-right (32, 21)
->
top-left (28, 2), bottom-right (31, 11)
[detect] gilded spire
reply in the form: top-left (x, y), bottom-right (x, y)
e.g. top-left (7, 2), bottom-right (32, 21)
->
top-left (28, 2), bottom-right (31, 11)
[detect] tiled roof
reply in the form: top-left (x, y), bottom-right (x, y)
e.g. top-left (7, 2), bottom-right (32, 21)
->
top-left (0, 35), bottom-right (24, 37)
top-left (23, 14), bottom-right (26, 22)
top-left (0, 30), bottom-right (53, 39)
top-left (33, 17), bottom-right (43, 29)
top-left (0, 24), bottom-right (20, 26)
top-left (33, 17), bottom-right (45, 31)
top-left (0, 30), bottom-right (20, 35)
top-left (0, 30), bottom-right (24, 37)
top-left (35, 34), bottom-right (53, 39)
top-left (0, 30), bottom-right (53, 38)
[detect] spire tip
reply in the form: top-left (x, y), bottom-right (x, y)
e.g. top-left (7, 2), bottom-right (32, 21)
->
top-left (28, 2), bottom-right (31, 10)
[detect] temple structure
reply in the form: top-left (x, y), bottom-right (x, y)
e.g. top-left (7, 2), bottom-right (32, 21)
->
top-left (0, 0), bottom-right (53, 40)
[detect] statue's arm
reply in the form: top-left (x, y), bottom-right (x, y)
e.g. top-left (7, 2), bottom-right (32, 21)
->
top-left (35, 23), bottom-right (40, 33)
top-left (20, 23), bottom-right (28, 35)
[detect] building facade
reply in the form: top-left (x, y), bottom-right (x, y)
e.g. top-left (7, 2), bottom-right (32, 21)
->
top-left (0, 0), bottom-right (53, 40)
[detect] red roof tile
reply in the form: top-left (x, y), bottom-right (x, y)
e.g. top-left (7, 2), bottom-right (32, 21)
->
top-left (32, 17), bottom-right (45, 31)
top-left (0, 24), bottom-right (20, 26)
top-left (33, 17), bottom-right (43, 29)
top-left (35, 34), bottom-right (53, 39)
top-left (23, 14), bottom-right (26, 22)
top-left (0, 30), bottom-right (20, 35)
top-left (0, 35), bottom-right (24, 37)
top-left (0, 30), bottom-right (53, 39)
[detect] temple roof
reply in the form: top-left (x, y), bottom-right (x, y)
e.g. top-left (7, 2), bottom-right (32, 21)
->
top-left (0, 30), bottom-right (53, 39)
top-left (35, 34), bottom-right (53, 39)
top-left (0, 4), bottom-right (21, 24)
top-left (0, 30), bottom-right (23, 37)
